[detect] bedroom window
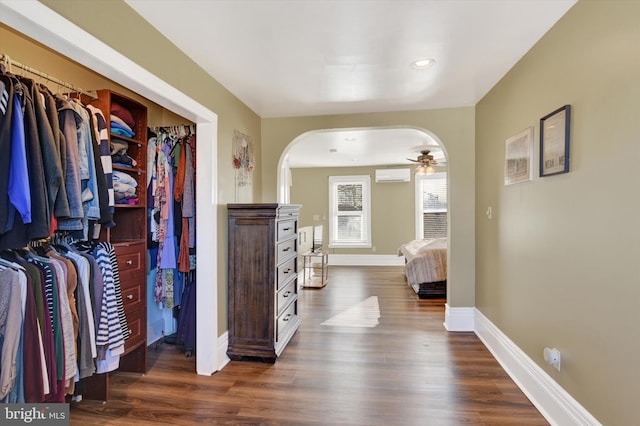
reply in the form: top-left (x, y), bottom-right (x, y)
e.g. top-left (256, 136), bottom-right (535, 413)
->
top-left (328, 175), bottom-right (372, 248)
top-left (416, 172), bottom-right (447, 240)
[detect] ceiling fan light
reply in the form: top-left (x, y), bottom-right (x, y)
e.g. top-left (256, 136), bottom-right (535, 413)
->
top-left (415, 163), bottom-right (436, 175)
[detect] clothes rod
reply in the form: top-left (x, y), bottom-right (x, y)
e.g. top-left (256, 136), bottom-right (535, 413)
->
top-left (0, 53), bottom-right (97, 99)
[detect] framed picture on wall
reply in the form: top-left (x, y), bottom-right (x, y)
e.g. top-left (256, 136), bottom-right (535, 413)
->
top-left (540, 104), bottom-right (571, 177)
top-left (504, 126), bottom-right (534, 186)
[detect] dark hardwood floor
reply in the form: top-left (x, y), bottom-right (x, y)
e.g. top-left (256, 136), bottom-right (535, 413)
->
top-left (70, 266), bottom-right (548, 425)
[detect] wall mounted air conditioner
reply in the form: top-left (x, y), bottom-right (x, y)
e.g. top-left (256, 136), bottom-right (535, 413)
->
top-left (375, 168), bottom-right (411, 183)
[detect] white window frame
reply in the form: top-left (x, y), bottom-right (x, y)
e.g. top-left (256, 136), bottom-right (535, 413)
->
top-left (328, 175), bottom-right (372, 248)
top-left (415, 172), bottom-right (448, 240)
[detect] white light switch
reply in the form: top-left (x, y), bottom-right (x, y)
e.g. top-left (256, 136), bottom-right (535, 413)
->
top-left (486, 206), bottom-right (492, 220)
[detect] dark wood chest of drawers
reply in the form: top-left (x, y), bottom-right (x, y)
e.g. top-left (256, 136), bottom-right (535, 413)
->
top-left (113, 241), bottom-right (147, 372)
top-left (227, 204), bottom-right (301, 362)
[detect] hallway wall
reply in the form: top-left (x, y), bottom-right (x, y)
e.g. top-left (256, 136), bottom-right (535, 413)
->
top-left (475, 1), bottom-right (640, 424)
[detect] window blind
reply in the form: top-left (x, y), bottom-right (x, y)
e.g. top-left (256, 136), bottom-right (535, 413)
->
top-left (328, 175), bottom-right (371, 247)
top-left (337, 183), bottom-right (364, 241)
top-left (419, 174), bottom-right (447, 239)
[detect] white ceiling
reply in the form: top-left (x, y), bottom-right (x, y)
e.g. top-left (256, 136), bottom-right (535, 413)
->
top-left (126, 0), bottom-right (577, 168)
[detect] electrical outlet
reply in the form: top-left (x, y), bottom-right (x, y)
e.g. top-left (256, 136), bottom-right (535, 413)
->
top-left (543, 347), bottom-right (561, 371)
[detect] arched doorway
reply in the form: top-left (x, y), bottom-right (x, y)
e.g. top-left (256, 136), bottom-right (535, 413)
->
top-left (277, 126), bottom-right (450, 298)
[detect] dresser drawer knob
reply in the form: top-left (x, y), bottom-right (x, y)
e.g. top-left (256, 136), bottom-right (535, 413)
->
top-left (283, 268), bottom-right (291, 274)
top-left (283, 291), bottom-right (292, 298)
top-left (283, 227), bottom-right (291, 231)
top-left (282, 247), bottom-right (291, 252)
top-left (283, 314), bottom-right (292, 322)
top-left (127, 294), bottom-right (134, 300)
top-left (126, 260), bottom-right (134, 265)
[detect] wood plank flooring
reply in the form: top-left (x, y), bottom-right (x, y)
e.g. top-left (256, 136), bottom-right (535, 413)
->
top-left (70, 266), bottom-right (548, 425)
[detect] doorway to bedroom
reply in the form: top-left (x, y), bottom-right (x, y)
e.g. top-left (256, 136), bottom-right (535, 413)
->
top-left (278, 126), bottom-right (449, 302)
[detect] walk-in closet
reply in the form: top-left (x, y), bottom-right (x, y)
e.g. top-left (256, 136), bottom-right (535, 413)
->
top-left (0, 22), bottom-right (199, 404)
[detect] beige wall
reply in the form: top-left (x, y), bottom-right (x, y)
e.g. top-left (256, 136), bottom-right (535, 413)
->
top-left (475, 1), bottom-right (640, 424)
top-left (25, 0), bottom-right (263, 334)
top-left (290, 166), bottom-right (416, 255)
top-left (261, 108), bottom-right (476, 307)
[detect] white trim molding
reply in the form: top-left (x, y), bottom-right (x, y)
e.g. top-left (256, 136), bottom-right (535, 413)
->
top-left (443, 304), bottom-right (475, 331)
top-left (217, 331), bottom-right (231, 372)
top-left (328, 254), bottom-right (405, 266)
top-left (475, 309), bottom-right (602, 426)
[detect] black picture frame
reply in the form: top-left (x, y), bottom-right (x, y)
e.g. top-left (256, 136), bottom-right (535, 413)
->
top-left (540, 104), bottom-right (571, 177)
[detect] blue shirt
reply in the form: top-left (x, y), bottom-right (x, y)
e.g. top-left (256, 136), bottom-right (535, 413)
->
top-left (7, 92), bottom-right (31, 231)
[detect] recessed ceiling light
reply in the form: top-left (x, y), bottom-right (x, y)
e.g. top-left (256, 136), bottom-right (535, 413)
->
top-left (411, 58), bottom-right (436, 70)
top-left (344, 137), bottom-right (356, 142)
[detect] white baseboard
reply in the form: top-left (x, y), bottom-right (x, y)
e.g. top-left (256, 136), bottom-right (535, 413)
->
top-left (328, 254), bottom-right (405, 266)
top-left (217, 331), bottom-right (230, 371)
top-left (443, 304), bottom-right (475, 331)
top-left (474, 309), bottom-right (601, 426)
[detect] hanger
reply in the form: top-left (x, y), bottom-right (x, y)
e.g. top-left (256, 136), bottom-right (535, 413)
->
top-left (0, 254), bottom-right (23, 272)
top-left (29, 237), bottom-right (52, 257)
top-left (0, 54), bottom-right (12, 76)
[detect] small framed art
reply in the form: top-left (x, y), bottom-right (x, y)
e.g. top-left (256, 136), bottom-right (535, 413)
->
top-left (540, 104), bottom-right (571, 177)
top-left (504, 126), bottom-right (534, 186)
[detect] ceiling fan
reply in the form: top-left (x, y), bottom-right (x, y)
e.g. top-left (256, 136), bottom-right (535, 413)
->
top-left (407, 149), bottom-right (438, 175)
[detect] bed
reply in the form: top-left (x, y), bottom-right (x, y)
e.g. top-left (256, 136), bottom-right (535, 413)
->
top-left (397, 238), bottom-right (447, 298)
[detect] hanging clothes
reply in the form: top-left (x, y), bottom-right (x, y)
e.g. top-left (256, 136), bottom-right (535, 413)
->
top-left (152, 135), bottom-right (175, 305)
top-left (0, 239), bottom-right (129, 403)
top-left (148, 126), bottom-right (196, 355)
top-left (0, 65), bottom-right (121, 246)
top-left (0, 267), bottom-right (23, 401)
top-left (55, 95), bottom-right (84, 232)
top-left (0, 61), bottom-right (143, 403)
top-left (150, 128), bottom-right (197, 305)
top-left (22, 78), bottom-right (65, 224)
top-left (0, 75), bottom-right (50, 249)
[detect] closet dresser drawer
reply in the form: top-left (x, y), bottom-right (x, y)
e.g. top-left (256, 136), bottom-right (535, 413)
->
top-left (277, 299), bottom-right (298, 342)
top-left (277, 238), bottom-right (297, 264)
top-left (123, 306), bottom-right (146, 354)
top-left (277, 278), bottom-right (297, 315)
top-left (114, 242), bottom-right (145, 277)
top-left (113, 241), bottom-right (147, 358)
top-left (277, 257), bottom-right (296, 289)
top-left (120, 284), bottom-right (144, 312)
top-left (277, 220), bottom-right (297, 241)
